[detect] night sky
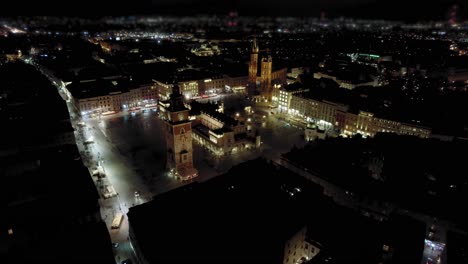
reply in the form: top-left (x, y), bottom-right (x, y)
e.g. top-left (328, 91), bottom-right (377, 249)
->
top-left (0, 0), bottom-right (465, 21)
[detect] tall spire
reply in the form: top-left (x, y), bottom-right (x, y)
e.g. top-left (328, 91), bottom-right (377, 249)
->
top-left (252, 37), bottom-right (259, 53)
top-left (172, 83), bottom-right (181, 96)
top-left (169, 84), bottom-right (186, 111)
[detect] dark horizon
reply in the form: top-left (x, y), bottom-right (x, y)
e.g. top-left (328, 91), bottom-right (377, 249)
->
top-left (0, 0), bottom-right (465, 22)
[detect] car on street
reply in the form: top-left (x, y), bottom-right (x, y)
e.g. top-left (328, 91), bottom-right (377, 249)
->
top-left (103, 185), bottom-right (117, 199)
top-left (112, 243), bottom-right (119, 248)
top-left (111, 213), bottom-right (124, 229)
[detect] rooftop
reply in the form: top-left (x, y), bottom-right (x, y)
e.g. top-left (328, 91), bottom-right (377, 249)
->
top-left (66, 78), bottom-right (150, 99)
top-left (189, 100), bottom-right (219, 116)
top-left (282, 134), bottom-right (468, 228)
top-left (201, 108), bottom-right (238, 127)
top-left (295, 77), bottom-right (432, 127)
top-left (128, 158), bottom-right (426, 264)
top-left (0, 62), bottom-right (71, 148)
top-left (283, 81), bottom-right (307, 92)
top-left (0, 145), bottom-right (113, 264)
top-left (128, 158), bottom-right (324, 264)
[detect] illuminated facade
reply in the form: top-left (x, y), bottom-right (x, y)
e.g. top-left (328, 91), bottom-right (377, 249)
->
top-left (179, 80), bottom-right (199, 99)
top-left (191, 43), bottom-right (221, 56)
top-left (248, 38), bottom-right (259, 85)
top-left (153, 79), bottom-right (173, 101)
top-left (247, 39), bottom-right (287, 102)
top-left (289, 93), bottom-right (431, 138)
top-left (283, 226), bottom-right (320, 264)
top-left (67, 80), bottom-right (158, 116)
top-left (162, 85), bottom-right (198, 180)
top-left (343, 111), bottom-right (431, 138)
top-left (191, 109), bottom-right (260, 156)
top-left (261, 56), bottom-right (273, 101)
top-left (278, 86), bottom-right (310, 113)
top-left (154, 76), bottom-right (249, 100)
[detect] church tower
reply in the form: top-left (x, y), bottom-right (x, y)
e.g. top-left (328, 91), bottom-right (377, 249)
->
top-left (248, 38), bottom-right (259, 85)
top-left (164, 85), bottom-right (197, 181)
top-left (260, 55), bottom-right (273, 101)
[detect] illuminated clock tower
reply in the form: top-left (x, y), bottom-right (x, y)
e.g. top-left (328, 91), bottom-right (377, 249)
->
top-left (163, 85), bottom-right (198, 180)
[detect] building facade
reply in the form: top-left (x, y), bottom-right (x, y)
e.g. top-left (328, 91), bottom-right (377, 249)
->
top-left (289, 92), bottom-right (431, 138)
top-left (247, 39), bottom-right (288, 102)
top-left (260, 56), bottom-right (273, 100)
top-left (154, 75), bottom-right (249, 101)
top-left (278, 86), bottom-right (310, 113)
top-left (342, 111), bottom-right (431, 138)
top-left (191, 108), bottom-right (260, 156)
top-left (66, 80), bottom-right (158, 116)
top-left (248, 38), bottom-right (259, 85)
top-left (283, 226), bottom-right (321, 264)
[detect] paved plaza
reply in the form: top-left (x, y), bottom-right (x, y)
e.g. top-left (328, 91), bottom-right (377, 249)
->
top-left (70, 93), bottom-right (307, 263)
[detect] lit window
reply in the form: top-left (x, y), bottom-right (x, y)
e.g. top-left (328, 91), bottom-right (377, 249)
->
top-left (8, 229), bottom-right (13, 235)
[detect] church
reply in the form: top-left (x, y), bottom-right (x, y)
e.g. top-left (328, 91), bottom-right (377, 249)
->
top-left (248, 38), bottom-right (287, 102)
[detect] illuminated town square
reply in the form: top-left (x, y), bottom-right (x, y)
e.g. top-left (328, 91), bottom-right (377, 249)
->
top-left (2, 1), bottom-right (468, 264)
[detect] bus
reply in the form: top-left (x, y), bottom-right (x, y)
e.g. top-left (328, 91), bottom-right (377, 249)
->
top-left (111, 213), bottom-right (124, 229)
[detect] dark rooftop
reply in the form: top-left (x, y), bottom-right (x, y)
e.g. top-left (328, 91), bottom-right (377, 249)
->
top-left (282, 134), bottom-right (468, 228)
top-left (0, 62), bottom-right (71, 148)
top-left (66, 78), bottom-right (150, 99)
top-left (189, 100), bottom-right (219, 116)
top-left (284, 81), bottom-right (306, 92)
top-left (296, 76), bottom-right (432, 127)
top-left (447, 231), bottom-right (468, 264)
top-left (212, 126), bottom-right (233, 135)
top-left (0, 145), bottom-right (113, 264)
top-left (176, 68), bottom-right (217, 82)
top-left (201, 108), bottom-right (238, 127)
top-left (128, 158), bottom-right (426, 264)
top-left (128, 158), bottom-right (323, 264)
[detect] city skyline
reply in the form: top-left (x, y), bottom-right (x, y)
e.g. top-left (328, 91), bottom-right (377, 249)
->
top-left (1, 3), bottom-right (468, 264)
top-left (0, 0), bottom-right (464, 21)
